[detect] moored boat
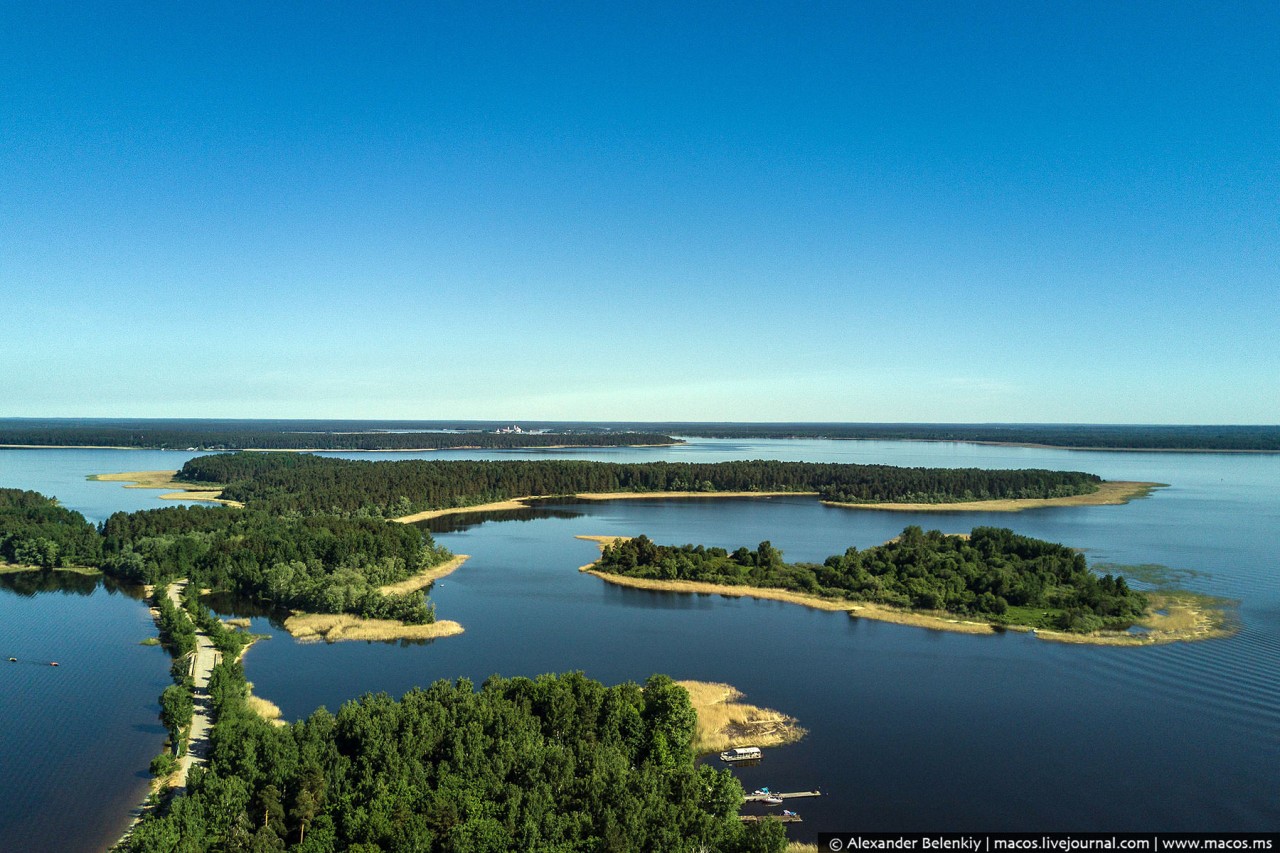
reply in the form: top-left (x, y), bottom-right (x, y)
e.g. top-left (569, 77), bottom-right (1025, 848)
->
top-left (719, 746), bottom-right (762, 762)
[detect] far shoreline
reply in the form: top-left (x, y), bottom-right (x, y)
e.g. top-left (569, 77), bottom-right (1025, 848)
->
top-left (3, 441), bottom-right (682, 452)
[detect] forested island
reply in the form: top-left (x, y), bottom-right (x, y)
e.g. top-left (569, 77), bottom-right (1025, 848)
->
top-left (174, 452), bottom-right (1111, 516)
top-left (119, 662), bottom-right (789, 853)
top-left (0, 418), bottom-right (676, 451)
top-left (584, 528), bottom-right (1230, 643)
top-left (1, 488), bottom-right (453, 632)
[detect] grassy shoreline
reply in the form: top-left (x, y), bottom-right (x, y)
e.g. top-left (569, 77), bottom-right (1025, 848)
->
top-left (0, 562), bottom-right (101, 576)
top-left (677, 680), bottom-right (806, 755)
top-left (281, 612), bottom-right (465, 643)
top-left (87, 471), bottom-right (243, 507)
top-left (823, 480), bottom-right (1163, 513)
top-left (394, 491), bottom-right (814, 523)
top-left (574, 536), bottom-right (1231, 645)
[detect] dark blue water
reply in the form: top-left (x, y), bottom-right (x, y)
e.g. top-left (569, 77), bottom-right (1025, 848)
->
top-left (2, 441), bottom-right (1278, 850)
top-left (0, 573), bottom-right (169, 853)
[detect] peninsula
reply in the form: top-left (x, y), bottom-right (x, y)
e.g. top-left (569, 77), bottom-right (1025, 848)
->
top-left (577, 529), bottom-right (1232, 645)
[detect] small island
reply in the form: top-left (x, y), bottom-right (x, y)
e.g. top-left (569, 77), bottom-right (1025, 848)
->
top-left (578, 528), bottom-right (1232, 645)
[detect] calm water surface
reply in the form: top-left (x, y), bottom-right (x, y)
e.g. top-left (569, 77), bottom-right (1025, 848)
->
top-left (2, 440), bottom-right (1278, 850)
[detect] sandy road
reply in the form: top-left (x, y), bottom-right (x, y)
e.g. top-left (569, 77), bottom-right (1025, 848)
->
top-left (165, 581), bottom-right (219, 787)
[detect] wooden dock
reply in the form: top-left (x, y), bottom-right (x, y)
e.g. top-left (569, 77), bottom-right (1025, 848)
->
top-left (742, 790), bottom-right (821, 803)
top-left (740, 814), bottom-right (802, 823)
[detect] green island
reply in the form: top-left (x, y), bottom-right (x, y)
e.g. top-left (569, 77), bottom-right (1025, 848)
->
top-left (171, 451), bottom-right (1125, 516)
top-left (581, 528), bottom-right (1234, 644)
top-left (118, 656), bottom-right (792, 853)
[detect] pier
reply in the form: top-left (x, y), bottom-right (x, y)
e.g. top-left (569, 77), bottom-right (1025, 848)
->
top-left (740, 814), bottom-right (802, 823)
top-left (741, 789), bottom-right (821, 803)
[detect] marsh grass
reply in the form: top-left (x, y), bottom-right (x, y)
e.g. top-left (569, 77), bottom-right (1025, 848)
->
top-left (676, 680), bottom-right (806, 755)
top-left (89, 470), bottom-right (242, 507)
top-left (282, 612), bottom-right (464, 643)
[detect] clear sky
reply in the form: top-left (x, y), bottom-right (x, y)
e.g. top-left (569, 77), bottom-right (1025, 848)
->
top-left (2, 2), bottom-right (1276, 423)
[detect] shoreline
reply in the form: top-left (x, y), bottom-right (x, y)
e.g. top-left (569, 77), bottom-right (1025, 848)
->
top-left (0, 562), bottom-right (101, 576)
top-left (87, 471), bottom-right (243, 507)
top-left (394, 492), bottom-right (815, 523)
top-left (282, 612), bottom-right (465, 643)
top-left (828, 437), bottom-right (1280, 454)
top-left (377, 554), bottom-right (470, 595)
top-left (396, 482), bottom-right (1154, 524)
top-left (2, 441), bottom-right (681, 452)
top-left (822, 480), bottom-right (1164, 513)
top-left (573, 536), bottom-right (1228, 645)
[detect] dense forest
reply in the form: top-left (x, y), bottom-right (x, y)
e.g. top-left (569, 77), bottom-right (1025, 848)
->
top-left (596, 526), bottom-right (1149, 633)
top-left (0, 488), bottom-right (103, 567)
top-left (0, 420), bottom-right (676, 451)
top-left (179, 452), bottom-right (1104, 515)
top-left (121, 665), bottom-right (786, 853)
top-left (0, 491), bottom-right (450, 623)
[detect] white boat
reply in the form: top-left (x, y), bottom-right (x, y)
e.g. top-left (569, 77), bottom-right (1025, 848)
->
top-left (719, 746), bottom-right (762, 762)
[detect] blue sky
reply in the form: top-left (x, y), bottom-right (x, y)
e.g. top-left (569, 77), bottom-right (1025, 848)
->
top-left (2, 2), bottom-right (1276, 422)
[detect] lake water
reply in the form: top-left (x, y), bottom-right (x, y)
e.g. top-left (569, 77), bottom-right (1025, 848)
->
top-left (2, 440), bottom-right (1278, 849)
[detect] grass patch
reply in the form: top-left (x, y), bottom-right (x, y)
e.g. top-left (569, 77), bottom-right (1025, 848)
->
top-left (676, 680), bottom-right (806, 755)
top-left (88, 470), bottom-right (242, 507)
top-left (1094, 562), bottom-right (1211, 588)
top-left (282, 612), bottom-right (465, 644)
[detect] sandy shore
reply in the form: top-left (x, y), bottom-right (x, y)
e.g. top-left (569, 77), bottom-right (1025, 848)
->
top-left (574, 536), bottom-right (1225, 645)
top-left (822, 480), bottom-right (1163, 513)
top-left (393, 491), bottom-right (815, 524)
top-left (89, 470), bottom-right (243, 507)
top-left (282, 612), bottom-right (464, 643)
top-left (377, 554), bottom-right (470, 595)
top-left (677, 680), bottom-right (805, 755)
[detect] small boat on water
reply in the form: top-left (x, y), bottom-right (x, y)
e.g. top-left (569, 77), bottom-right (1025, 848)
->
top-left (762, 795), bottom-right (784, 805)
top-left (7, 657), bottom-right (15, 663)
top-left (49, 662), bottom-right (59, 667)
top-left (720, 746), bottom-right (762, 763)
